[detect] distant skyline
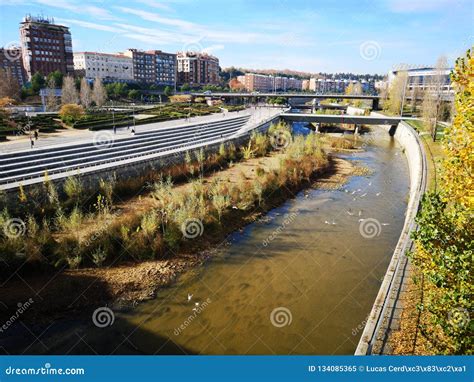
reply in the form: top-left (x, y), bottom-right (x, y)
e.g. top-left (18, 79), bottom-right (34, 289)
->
top-left (0, 0), bottom-right (472, 74)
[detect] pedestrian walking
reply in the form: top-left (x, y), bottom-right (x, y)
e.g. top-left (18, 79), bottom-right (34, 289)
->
top-left (34, 130), bottom-right (38, 140)
top-left (30, 137), bottom-right (34, 148)
top-left (113, 125), bottom-right (117, 135)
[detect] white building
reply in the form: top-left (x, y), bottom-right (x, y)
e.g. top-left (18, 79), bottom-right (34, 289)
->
top-left (388, 66), bottom-right (453, 93)
top-left (73, 52), bottom-right (133, 81)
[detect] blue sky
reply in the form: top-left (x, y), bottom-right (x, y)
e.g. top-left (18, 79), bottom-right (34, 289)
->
top-left (0, 0), bottom-right (472, 74)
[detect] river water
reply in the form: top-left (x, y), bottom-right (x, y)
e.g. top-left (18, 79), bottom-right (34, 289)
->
top-left (30, 125), bottom-right (410, 355)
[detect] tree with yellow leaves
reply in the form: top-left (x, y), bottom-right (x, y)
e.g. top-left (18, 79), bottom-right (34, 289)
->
top-left (410, 48), bottom-right (473, 354)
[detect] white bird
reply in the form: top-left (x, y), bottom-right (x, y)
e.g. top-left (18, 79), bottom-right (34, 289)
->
top-left (347, 210), bottom-right (354, 216)
top-left (324, 220), bottom-right (330, 224)
top-left (358, 218), bottom-right (365, 222)
top-left (195, 302), bottom-right (200, 307)
top-left (368, 182), bottom-right (372, 186)
top-left (351, 190), bottom-right (356, 195)
top-left (376, 192), bottom-right (381, 196)
top-left (382, 223), bottom-right (390, 226)
top-left (331, 220), bottom-right (337, 225)
top-left (360, 193), bottom-right (367, 197)
top-left (358, 211), bottom-right (362, 216)
top-left (187, 293), bottom-right (193, 302)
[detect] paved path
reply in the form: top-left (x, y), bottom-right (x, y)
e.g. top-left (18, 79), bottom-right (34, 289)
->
top-left (0, 107), bottom-right (278, 154)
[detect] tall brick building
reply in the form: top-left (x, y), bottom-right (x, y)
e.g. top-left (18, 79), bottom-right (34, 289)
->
top-left (19, 15), bottom-right (74, 80)
top-left (176, 52), bottom-right (219, 86)
top-left (123, 49), bottom-right (176, 86)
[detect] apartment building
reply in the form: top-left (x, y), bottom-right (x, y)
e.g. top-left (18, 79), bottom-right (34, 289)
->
top-left (176, 51), bottom-right (219, 86)
top-left (239, 73), bottom-right (302, 92)
top-left (73, 52), bottom-right (133, 81)
top-left (123, 49), bottom-right (176, 86)
top-left (19, 15), bottom-right (73, 80)
top-left (0, 47), bottom-right (27, 86)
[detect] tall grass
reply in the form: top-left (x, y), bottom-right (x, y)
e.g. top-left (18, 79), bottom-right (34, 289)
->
top-left (0, 121), bottom-right (330, 271)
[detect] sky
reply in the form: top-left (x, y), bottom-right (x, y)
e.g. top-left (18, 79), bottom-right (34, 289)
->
top-left (0, 0), bottom-right (472, 74)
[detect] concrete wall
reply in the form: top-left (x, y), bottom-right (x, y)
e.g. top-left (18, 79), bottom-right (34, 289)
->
top-left (355, 115), bottom-right (427, 354)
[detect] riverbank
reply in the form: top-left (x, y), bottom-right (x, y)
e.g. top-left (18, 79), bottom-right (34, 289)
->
top-left (0, 150), bottom-right (359, 324)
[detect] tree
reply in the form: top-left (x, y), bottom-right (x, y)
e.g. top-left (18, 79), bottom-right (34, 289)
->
top-left (421, 55), bottom-right (449, 141)
top-left (409, 49), bottom-right (473, 354)
top-left (0, 68), bottom-right (20, 100)
top-left (92, 77), bottom-right (107, 107)
top-left (45, 77), bottom-right (58, 112)
top-left (128, 89), bottom-right (140, 99)
top-left (59, 104), bottom-right (85, 125)
top-left (80, 78), bottom-right (92, 109)
top-left (61, 76), bottom-right (79, 105)
top-left (180, 83), bottom-right (191, 92)
top-left (345, 82), bottom-right (362, 95)
top-left (46, 70), bottom-right (63, 88)
top-left (31, 72), bottom-right (45, 94)
top-left (164, 86), bottom-right (173, 97)
top-left (410, 76), bottom-right (421, 113)
top-left (384, 71), bottom-right (408, 115)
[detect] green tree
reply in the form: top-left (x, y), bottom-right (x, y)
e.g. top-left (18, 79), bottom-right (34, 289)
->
top-left (46, 70), bottom-right (63, 88)
top-left (31, 72), bottom-right (45, 94)
top-left (164, 86), bottom-right (173, 96)
top-left (128, 89), bottom-right (140, 99)
top-left (180, 83), bottom-right (191, 92)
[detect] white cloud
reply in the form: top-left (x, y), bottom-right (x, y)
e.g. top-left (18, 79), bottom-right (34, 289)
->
top-left (57, 18), bottom-right (123, 33)
top-left (34, 0), bottom-right (119, 20)
top-left (387, 0), bottom-right (458, 13)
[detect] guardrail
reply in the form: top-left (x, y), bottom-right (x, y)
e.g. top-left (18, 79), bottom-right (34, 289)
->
top-left (354, 120), bottom-right (428, 355)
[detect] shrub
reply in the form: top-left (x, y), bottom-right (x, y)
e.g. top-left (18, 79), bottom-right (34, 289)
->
top-left (59, 104), bottom-right (85, 125)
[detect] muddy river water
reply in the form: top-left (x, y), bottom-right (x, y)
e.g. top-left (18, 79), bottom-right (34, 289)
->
top-left (28, 125), bottom-right (410, 355)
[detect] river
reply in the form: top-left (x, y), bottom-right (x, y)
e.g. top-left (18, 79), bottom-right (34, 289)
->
top-left (26, 124), bottom-right (410, 355)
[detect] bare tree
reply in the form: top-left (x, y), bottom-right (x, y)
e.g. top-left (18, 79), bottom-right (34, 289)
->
top-left (92, 77), bottom-right (107, 107)
top-left (385, 71), bottom-right (408, 115)
top-left (422, 55), bottom-right (448, 141)
top-left (61, 75), bottom-right (79, 105)
top-left (0, 68), bottom-right (20, 100)
top-left (80, 78), bottom-right (92, 109)
top-left (410, 76), bottom-right (420, 113)
top-left (45, 77), bottom-right (58, 111)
